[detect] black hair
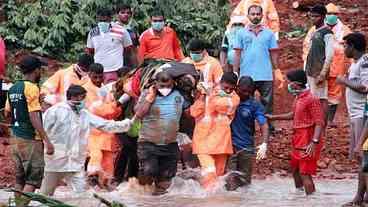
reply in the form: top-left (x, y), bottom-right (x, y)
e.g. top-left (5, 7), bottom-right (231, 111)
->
top-left (310, 5), bottom-right (327, 16)
top-left (248, 4), bottom-right (263, 14)
top-left (150, 8), bottom-right (165, 18)
top-left (156, 71), bottom-right (173, 82)
top-left (343, 32), bottom-right (367, 52)
top-left (116, 4), bottom-right (131, 13)
top-left (77, 53), bottom-right (94, 69)
top-left (97, 8), bottom-right (113, 17)
top-left (188, 38), bottom-right (206, 52)
top-left (66, 85), bottom-right (87, 100)
top-left (238, 76), bottom-right (255, 92)
top-left (89, 63), bottom-right (104, 74)
top-left (221, 72), bottom-right (238, 85)
top-left (286, 69), bottom-right (308, 88)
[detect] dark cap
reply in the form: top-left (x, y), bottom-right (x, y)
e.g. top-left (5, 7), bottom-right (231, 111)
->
top-left (310, 5), bottom-right (327, 16)
top-left (18, 55), bottom-right (47, 74)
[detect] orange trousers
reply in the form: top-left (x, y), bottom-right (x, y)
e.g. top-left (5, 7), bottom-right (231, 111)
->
top-left (197, 154), bottom-right (228, 188)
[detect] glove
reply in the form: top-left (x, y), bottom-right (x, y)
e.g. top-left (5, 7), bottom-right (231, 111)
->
top-left (98, 87), bottom-right (109, 97)
top-left (120, 118), bottom-right (134, 131)
top-left (118, 93), bottom-right (131, 104)
top-left (256, 143), bottom-right (267, 160)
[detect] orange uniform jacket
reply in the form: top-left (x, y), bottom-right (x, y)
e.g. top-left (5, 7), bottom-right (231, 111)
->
top-left (41, 65), bottom-right (89, 105)
top-left (191, 89), bottom-right (240, 155)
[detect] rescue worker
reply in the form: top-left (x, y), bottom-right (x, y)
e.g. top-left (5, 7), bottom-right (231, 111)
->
top-left (40, 85), bottom-right (132, 196)
top-left (83, 63), bottom-right (122, 187)
top-left (230, 0), bottom-right (280, 40)
top-left (191, 72), bottom-right (240, 189)
top-left (41, 53), bottom-right (93, 105)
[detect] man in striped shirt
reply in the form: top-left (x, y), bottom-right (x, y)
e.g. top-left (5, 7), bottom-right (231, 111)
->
top-left (86, 8), bottom-right (133, 84)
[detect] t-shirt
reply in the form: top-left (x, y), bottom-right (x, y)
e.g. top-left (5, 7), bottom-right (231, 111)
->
top-left (346, 54), bottom-right (368, 119)
top-left (230, 98), bottom-right (267, 152)
top-left (222, 29), bottom-right (239, 65)
top-left (234, 26), bottom-right (278, 81)
top-left (5, 80), bottom-right (42, 140)
top-left (87, 23), bottom-right (132, 72)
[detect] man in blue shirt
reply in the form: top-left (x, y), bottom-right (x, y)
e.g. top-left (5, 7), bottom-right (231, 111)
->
top-left (233, 4), bottom-right (283, 132)
top-left (226, 76), bottom-right (269, 191)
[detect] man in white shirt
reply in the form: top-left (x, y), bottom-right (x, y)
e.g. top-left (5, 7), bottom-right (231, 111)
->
top-left (86, 8), bottom-right (133, 84)
top-left (40, 85), bottom-right (132, 195)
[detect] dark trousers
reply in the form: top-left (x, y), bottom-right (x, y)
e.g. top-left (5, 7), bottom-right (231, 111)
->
top-left (114, 134), bottom-right (139, 182)
top-left (254, 81), bottom-right (273, 114)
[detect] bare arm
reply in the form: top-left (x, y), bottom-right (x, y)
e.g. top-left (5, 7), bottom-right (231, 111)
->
top-left (267, 112), bottom-right (294, 120)
top-left (29, 111), bottom-right (54, 154)
top-left (270, 48), bottom-right (280, 70)
top-left (337, 76), bottom-right (368, 94)
top-left (233, 49), bottom-right (241, 74)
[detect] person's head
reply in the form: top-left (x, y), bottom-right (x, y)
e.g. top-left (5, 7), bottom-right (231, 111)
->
top-left (220, 72), bottom-right (238, 94)
top-left (97, 8), bottom-right (113, 22)
top-left (77, 53), bottom-right (94, 73)
top-left (309, 5), bottom-right (327, 27)
top-left (155, 71), bottom-right (174, 96)
top-left (236, 76), bottom-right (255, 101)
top-left (66, 85), bottom-right (87, 113)
top-left (247, 4), bottom-right (263, 25)
top-left (286, 69), bottom-right (308, 95)
top-left (325, 3), bottom-right (339, 27)
top-left (188, 39), bottom-right (206, 62)
top-left (150, 9), bottom-right (165, 32)
top-left (18, 55), bottom-right (47, 83)
top-left (230, 15), bottom-right (245, 29)
top-left (89, 63), bottom-right (104, 87)
top-left (326, 3), bottom-right (340, 16)
top-left (343, 32), bottom-right (367, 58)
top-left (117, 4), bottom-right (132, 24)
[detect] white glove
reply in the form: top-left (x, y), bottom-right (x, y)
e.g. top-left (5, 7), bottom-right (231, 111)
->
top-left (118, 93), bottom-right (131, 104)
top-left (97, 87), bottom-right (109, 97)
top-left (256, 143), bottom-right (267, 160)
top-left (121, 118), bottom-right (134, 131)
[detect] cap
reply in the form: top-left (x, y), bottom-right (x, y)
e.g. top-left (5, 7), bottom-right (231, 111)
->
top-left (18, 55), bottom-right (47, 74)
top-left (326, 3), bottom-right (340, 13)
top-left (325, 14), bottom-right (338, 26)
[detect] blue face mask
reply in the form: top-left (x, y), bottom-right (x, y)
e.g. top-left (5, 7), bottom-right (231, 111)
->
top-left (69, 100), bottom-right (85, 113)
top-left (231, 26), bottom-right (243, 33)
top-left (190, 53), bottom-right (203, 62)
top-left (98, 22), bottom-right (110, 33)
top-left (152, 21), bottom-right (165, 31)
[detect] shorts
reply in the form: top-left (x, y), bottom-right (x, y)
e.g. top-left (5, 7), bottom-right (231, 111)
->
top-left (290, 128), bottom-right (322, 175)
top-left (349, 117), bottom-right (365, 160)
top-left (103, 71), bottom-right (119, 84)
top-left (138, 142), bottom-right (179, 181)
top-left (40, 171), bottom-right (86, 196)
top-left (307, 76), bottom-right (328, 100)
top-left (10, 138), bottom-right (45, 188)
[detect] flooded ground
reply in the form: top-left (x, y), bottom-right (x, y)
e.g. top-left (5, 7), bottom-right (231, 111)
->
top-left (0, 172), bottom-right (357, 207)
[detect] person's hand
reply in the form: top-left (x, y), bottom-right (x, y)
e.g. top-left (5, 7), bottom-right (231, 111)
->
top-left (353, 146), bottom-right (363, 160)
top-left (274, 69), bottom-right (285, 89)
top-left (44, 140), bottom-right (55, 155)
top-left (336, 75), bottom-right (347, 85)
top-left (122, 118), bottom-right (134, 129)
top-left (145, 85), bottom-right (157, 103)
top-left (197, 82), bottom-right (209, 95)
top-left (316, 73), bottom-right (327, 87)
top-left (265, 114), bottom-right (274, 120)
top-left (256, 143), bottom-right (267, 160)
top-left (305, 142), bottom-right (316, 158)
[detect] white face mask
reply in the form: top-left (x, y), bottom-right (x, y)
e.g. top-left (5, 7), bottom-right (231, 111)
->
top-left (158, 88), bottom-right (172, 96)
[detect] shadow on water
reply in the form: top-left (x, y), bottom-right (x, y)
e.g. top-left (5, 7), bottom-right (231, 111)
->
top-left (0, 169), bottom-right (357, 207)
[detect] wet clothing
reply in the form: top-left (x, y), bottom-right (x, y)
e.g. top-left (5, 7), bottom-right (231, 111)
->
top-left (138, 27), bottom-right (184, 62)
top-left (6, 80), bottom-right (42, 140)
top-left (41, 65), bottom-right (89, 105)
top-left (87, 23), bottom-right (132, 72)
top-left (226, 150), bottom-right (253, 187)
top-left (231, 97), bottom-right (267, 153)
top-left (83, 80), bottom-right (122, 177)
top-left (290, 90), bottom-right (324, 175)
top-left (230, 0), bottom-right (280, 36)
top-left (114, 134), bottom-right (138, 182)
top-left (138, 89), bottom-right (185, 145)
top-left (138, 142), bottom-right (179, 181)
top-left (234, 26), bottom-right (278, 81)
top-left (40, 171), bottom-right (86, 195)
top-left (11, 137), bottom-right (44, 188)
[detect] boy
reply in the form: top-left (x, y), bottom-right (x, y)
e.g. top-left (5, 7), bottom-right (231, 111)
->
top-left (226, 76), bottom-right (269, 191)
top-left (191, 72), bottom-right (240, 189)
top-left (267, 69), bottom-right (324, 195)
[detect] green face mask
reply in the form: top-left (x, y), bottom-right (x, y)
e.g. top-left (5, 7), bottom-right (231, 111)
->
top-left (69, 100), bottom-right (85, 113)
top-left (190, 53), bottom-right (203, 62)
top-left (287, 83), bottom-right (304, 96)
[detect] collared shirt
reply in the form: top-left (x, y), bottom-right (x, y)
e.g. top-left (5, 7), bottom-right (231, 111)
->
top-left (230, 98), bottom-right (266, 152)
top-left (138, 89), bottom-right (185, 145)
top-left (293, 90), bottom-right (324, 129)
top-left (43, 102), bottom-right (130, 172)
top-left (138, 27), bottom-right (184, 62)
top-left (234, 26), bottom-right (278, 81)
top-left (87, 23), bottom-right (133, 72)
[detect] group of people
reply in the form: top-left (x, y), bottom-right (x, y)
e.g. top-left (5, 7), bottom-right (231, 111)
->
top-left (1, 0), bottom-right (368, 206)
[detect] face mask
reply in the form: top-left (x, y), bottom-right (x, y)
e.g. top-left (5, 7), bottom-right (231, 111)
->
top-left (325, 15), bottom-right (338, 26)
top-left (190, 53), bottom-right (203, 62)
top-left (98, 22), bottom-right (110, 33)
top-left (152, 21), bottom-right (165, 31)
top-left (287, 83), bottom-right (303, 96)
top-left (69, 100), bottom-right (85, 113)
top-left (218, 89), bottom-right (231, 97)
top-left (158, 88), bottom-right (172, 96)
top-left (231, 26), bottom-right (243, 32)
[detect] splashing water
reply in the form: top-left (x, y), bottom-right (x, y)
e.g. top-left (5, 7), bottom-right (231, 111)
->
top-left (0, 169), bottom-right (357, 207)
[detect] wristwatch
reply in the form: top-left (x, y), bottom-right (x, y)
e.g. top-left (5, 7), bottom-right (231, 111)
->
top-left (312, 138), bottom-right (319, 144)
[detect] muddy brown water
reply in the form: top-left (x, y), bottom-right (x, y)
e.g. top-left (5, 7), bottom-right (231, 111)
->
top-left (0, 170), bottom-right (357, 207)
